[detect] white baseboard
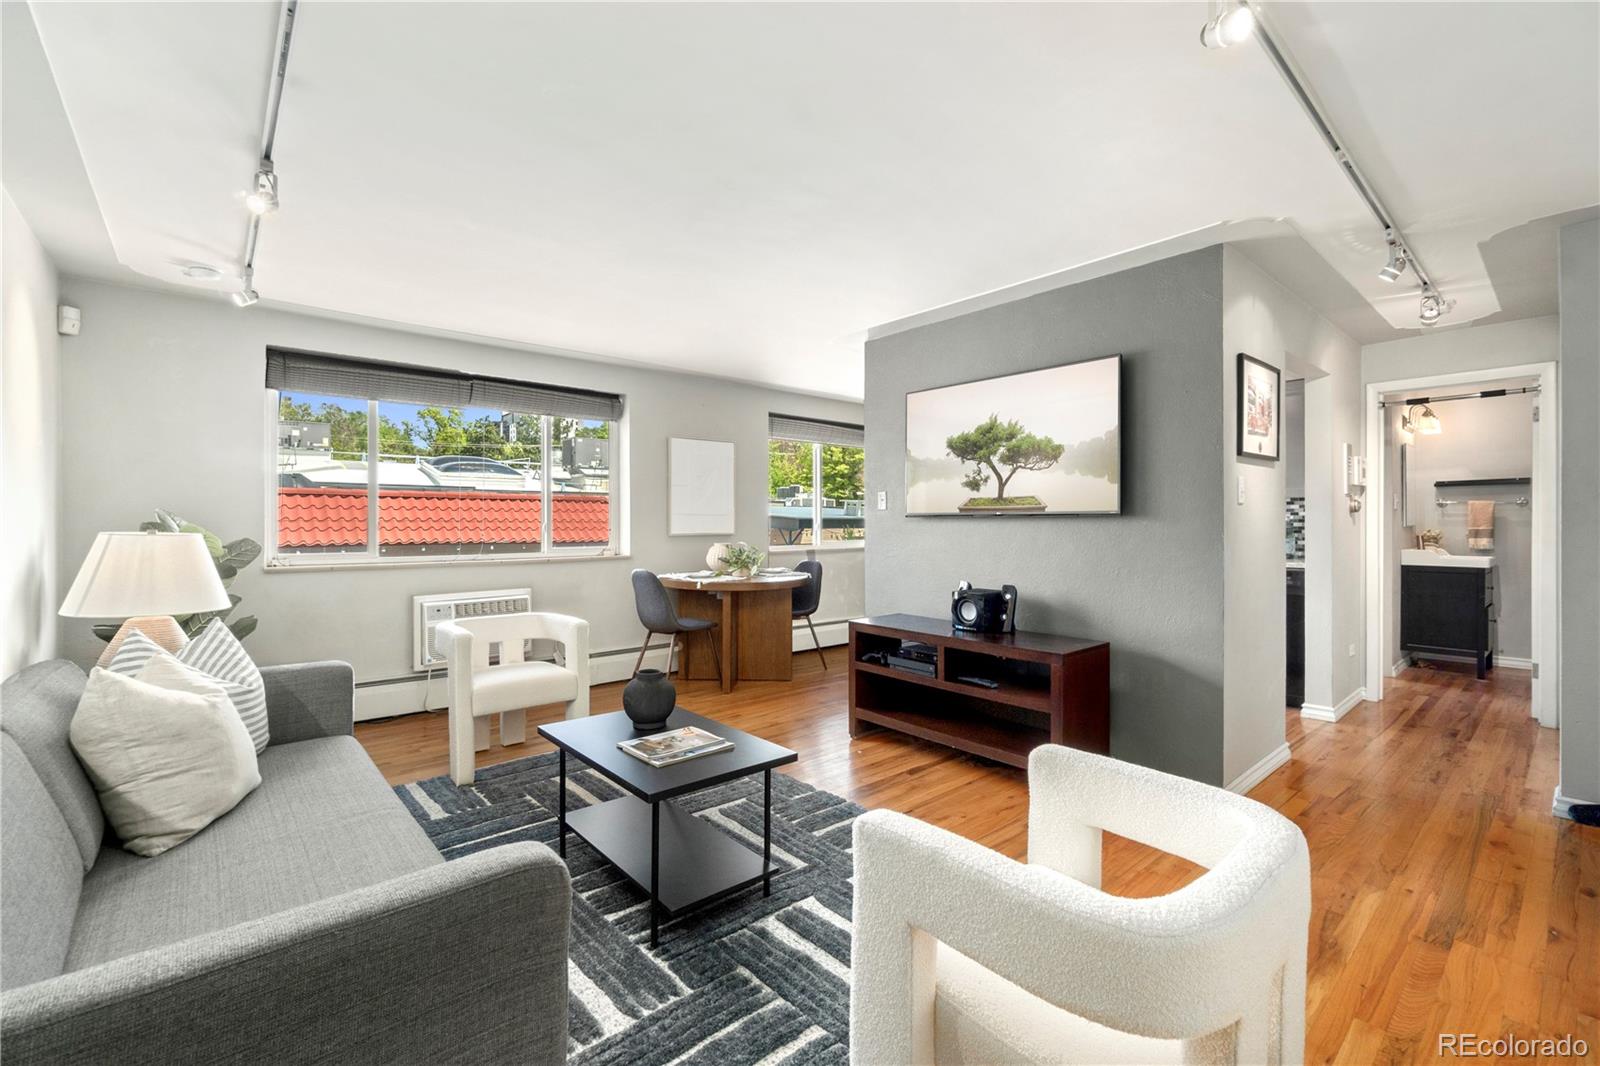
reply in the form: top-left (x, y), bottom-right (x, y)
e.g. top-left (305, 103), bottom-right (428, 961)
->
top-left (1300, 687), bottom-right (1365, 723)
top-left (1390, 656), bottom-right (1410, 677)
top-left (1552, 787), bottom-right (1596, 821)
top-left (1406, 651), bottom-right (1531, 671)
top-left (353, 618), bottom-right (850, 722)
top-left (1227, 742), bottom-right (1290, 795)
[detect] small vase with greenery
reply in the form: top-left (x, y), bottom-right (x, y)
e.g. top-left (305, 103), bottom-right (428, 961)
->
top-left (716, 542), bottom-right (766, 578)
top-left (93, 510), bottom-right (263, 645)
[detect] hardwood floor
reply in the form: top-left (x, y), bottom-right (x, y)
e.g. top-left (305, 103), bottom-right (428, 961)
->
top-left (357, 649), bottom-right (1598, 1065)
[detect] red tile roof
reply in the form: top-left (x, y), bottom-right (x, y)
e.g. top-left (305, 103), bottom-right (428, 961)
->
top-left (277, 487), bottom-right (609, 548)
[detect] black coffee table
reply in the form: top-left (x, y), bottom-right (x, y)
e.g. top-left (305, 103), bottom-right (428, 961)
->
top-left (537, 708), bottom-right (798, 947)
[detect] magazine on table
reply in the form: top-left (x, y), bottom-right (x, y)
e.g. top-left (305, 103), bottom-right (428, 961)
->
top-left (618, 726), bottom-right (733, 767)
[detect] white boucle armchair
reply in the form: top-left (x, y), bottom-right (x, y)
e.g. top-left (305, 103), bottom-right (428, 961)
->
top-left (437, 612), bottom-right (590, 785)
top-left (850, 745), bottom-right (1310, 1066)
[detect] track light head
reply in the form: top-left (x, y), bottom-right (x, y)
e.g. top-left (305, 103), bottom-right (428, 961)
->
top-left (1200, 4), bottom-right (1256, 49)
top-left (232, 268), bottom-right (259, 308)
top-left (244, 160), bottom-right (278, 215)
top-left (1378, 242), bottom-right (1409, 283)
top-left (1419, 290), bottom-right (1448, 326)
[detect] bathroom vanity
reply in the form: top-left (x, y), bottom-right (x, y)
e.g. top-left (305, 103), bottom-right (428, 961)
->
top-left (1400, 552), bottom-right (1497, 679)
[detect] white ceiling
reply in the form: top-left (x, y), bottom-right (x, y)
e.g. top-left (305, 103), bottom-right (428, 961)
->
top-left (10, 2), bottom-right (1598, 400)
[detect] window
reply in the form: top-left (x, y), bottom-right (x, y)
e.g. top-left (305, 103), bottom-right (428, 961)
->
top-left (268, 350), bottom-right (622, 565)
top-left (768, 414), bottom-right (866, 548)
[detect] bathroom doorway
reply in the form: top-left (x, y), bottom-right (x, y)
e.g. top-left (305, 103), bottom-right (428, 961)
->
top-left (1363, 362), bottom-right (1559, 726)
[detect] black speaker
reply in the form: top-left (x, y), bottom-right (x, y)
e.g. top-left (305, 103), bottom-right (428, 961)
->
top-left (951, 581), bottom-right (1018, 634)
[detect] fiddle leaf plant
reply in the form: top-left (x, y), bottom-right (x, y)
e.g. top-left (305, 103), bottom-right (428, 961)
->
top-left (92, 509), bottom-right (262, 644)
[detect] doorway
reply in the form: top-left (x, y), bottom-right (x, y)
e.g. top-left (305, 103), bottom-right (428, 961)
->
top-left (1363, 361), bottom-right (1559, 727)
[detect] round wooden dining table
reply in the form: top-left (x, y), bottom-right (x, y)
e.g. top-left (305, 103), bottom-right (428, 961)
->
top-left (658, 572), bottom-right (810, 693)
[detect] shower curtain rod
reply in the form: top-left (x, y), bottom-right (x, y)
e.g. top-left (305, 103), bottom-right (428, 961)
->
top-left (1378, 385), bottom-right (1540, 408)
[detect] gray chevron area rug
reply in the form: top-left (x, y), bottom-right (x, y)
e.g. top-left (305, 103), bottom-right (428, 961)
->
top-left (395, 752), bottom-right (861, 1065)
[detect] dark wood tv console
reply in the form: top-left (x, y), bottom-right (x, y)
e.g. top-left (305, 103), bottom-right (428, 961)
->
top-left (848, 614), bottom-right (1110, 769)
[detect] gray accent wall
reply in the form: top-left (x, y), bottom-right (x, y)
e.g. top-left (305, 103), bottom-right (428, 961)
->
top-left (52, 279), bottom-right (865, 693)
top-left (863, 248), bottom-right (1226, 784)
top-left (1559, 218), bottom-right (1599, 806)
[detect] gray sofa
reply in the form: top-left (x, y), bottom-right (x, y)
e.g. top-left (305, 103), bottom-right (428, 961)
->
top-left (1, 658), bottom-right (570, 1065)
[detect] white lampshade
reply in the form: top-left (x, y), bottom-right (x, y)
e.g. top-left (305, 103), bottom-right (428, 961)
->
top-left (59, 532), bottom-right (231, 618)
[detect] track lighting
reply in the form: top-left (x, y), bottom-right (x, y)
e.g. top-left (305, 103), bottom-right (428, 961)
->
top-left (1402, 404), bottom-right (1442, 436)
top-left (1419, 291), bottom-right (1446, 326)
top-left (244, 160), bottom-right (278, 215)
top-left (1378, 241), bottom-right (1409, 283)
top-left (231, 268), bottom-right (259, 308)
top-left (1200, 3), bottom-right (1256, 49)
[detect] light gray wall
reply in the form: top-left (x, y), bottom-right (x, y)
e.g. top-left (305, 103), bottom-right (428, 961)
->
top-left (1221, 247), bottom-right (1362, 782)
top-left (1363, 316), bottom-right (1559, 381)
top-left (864, 248), bottom-right (1226, 785)
top-left (53, 278), bottom-right (865, 688)
top-left (1404, 393), bottom-right (1535, 659)
top-left (1559, 218), bottom-right (1599, 806)
top-left (1, 191), bottom-right (60, 675)
top-left (1283, 378), bottom-right (1305, 499)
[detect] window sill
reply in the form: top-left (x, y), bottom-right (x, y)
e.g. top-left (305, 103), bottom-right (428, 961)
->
top-left (265, 551), bottom-right (630, 574)
top-left (769, 543), bottom-right (865, 554)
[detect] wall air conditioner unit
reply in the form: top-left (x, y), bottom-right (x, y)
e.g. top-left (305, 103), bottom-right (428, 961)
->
top-left (412, 588), bottom-right (532, 671)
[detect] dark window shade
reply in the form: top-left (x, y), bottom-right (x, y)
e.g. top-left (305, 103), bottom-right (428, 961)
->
top-left (769, 414), bottom-right (864, 448)
top-left (266, 348), bottom-right (624, 421)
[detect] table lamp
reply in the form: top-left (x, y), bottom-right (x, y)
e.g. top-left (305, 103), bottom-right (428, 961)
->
top-left (59, 531), bottom-right (232, 667)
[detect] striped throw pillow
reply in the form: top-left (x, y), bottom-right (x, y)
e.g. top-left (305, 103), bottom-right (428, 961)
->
top-left (107, 621), bottom-right (270, 753)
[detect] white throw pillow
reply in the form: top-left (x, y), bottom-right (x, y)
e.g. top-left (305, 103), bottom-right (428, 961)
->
top-left (108, 619), bottom-right (269, 753)
top-left (70, 661), bottom-right (261, 857)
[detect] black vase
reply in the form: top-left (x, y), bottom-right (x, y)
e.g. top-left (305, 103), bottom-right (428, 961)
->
top-left (623, 669), bottom-right (676, 731)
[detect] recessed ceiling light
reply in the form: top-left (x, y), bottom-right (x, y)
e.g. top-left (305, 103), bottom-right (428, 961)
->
top-left (1200, 4), bottom-right (1256, 49)
top-left (181, 264), bottom-right (223, 280)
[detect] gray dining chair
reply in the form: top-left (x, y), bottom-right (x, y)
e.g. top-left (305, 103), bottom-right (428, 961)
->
top-left (791, 559), bottom-right (826, 670)
top-left (631, 569), bottom-right (720, 680)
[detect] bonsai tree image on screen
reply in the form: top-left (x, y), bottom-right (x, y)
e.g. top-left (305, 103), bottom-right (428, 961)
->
top-left (946, 414), bottom-right (1064, 512)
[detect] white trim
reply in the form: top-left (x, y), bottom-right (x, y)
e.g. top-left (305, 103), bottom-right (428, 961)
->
top-left (1552, 787), bottom-right (1596, 821)
top-left (1300, 687), bottom-right (1364, 723)
top-left (1227, 742), bottom-right (1290, 795)
top-left (769, 543), bottom-right (865, 555)
top-left (1390, 655), bottom-right (1410, 677)
top-left (791, 619), bottom-right (849, 654)
top-left (1407, 651), bottom-right (1533, 671)
top-left (1362, 361), bottom-right (1558, 727)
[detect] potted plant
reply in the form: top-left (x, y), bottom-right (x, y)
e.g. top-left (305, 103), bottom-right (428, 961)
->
top-left (93, 510), bottom-right (262, 645)
top-left (716, 542), bottom-right (766, 579)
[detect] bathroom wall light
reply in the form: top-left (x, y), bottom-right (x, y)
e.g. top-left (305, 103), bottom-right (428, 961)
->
top-left (1402, 404), bottom-right (1442, 435)
top-left (1200, 3), bottom-right (1256, 48)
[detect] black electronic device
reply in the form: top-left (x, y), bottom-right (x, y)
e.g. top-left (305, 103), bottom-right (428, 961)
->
top-left (951, 581), bottom-right (1018, 634)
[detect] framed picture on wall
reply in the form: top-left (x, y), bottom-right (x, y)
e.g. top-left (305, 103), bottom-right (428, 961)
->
top-left (1236, 353), bottom-right (1280, 460)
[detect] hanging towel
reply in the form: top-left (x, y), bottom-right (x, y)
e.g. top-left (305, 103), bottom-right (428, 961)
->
top-left (1466, 500), bottom-right (1495, 551)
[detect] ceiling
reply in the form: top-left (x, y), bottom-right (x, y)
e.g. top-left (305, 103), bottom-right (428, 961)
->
top-left (7, 2), bottom-right (1597, 400)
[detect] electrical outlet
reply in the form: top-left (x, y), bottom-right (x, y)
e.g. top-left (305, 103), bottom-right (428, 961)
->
top-left (876, 491), bottom-right (887, 510)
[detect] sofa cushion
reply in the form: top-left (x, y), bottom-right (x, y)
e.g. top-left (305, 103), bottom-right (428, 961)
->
top-left (0, 735), bottom-right (84, 990)
top-left (65, 736), bottom-right (441, 971)
top-left (0, 660), bottom-right (103, 868)
top-left (70, 662), bottom-right (262, 857)
top-left (109, 621), bottom-right (270, 753)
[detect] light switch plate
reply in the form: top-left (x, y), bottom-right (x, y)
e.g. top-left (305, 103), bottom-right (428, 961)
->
top-left (876, 491), bottom-right (887, 510)
top-left (1236, 475), bottom-right (1246, 505)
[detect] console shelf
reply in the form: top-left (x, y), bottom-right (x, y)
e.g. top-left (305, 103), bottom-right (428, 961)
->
top-left (848, 614), bottom-right (1110, 769)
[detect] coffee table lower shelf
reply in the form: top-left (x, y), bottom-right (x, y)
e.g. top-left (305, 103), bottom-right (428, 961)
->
top-left (564, 794), bottom-right (778, 922)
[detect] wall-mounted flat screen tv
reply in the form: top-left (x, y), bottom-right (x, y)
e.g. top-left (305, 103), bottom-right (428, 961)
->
top-left (905, 354), bottom-right (1121, 516)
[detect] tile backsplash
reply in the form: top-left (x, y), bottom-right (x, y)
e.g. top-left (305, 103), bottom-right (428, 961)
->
top-left (1285, 496), bottom-right (1305, 559)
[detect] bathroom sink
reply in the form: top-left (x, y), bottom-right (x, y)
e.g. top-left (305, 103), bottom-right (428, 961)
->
top-left (1401, 549), bottom-right (1494, 568)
